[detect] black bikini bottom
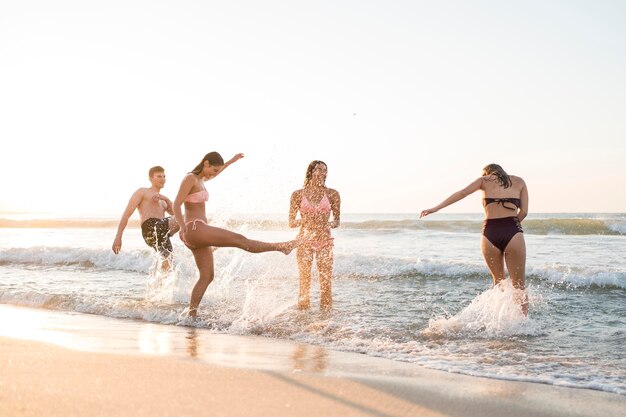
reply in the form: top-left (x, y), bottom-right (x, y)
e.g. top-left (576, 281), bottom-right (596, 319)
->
top-left (482, 216), bottom-right (523, 252)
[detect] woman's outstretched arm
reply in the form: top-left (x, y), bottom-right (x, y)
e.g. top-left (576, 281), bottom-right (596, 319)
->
top-left (420, 177), bottom-right (482, 218)
top-left (210, 153), bottom-right (244, 180)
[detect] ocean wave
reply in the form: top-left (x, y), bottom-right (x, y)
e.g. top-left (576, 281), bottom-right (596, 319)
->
top-left (522, 218), bottom-right (626, 236)
top-left (2, 246), bottom-right (624, 289)
top-left (530, 265), bottom-right (626, 289)
top-left (0, 218), bottom-right (124, 228)
top-left (334, 255), bottom-right (487, 280)
top-left (333, 255), bottom-right (626, 289)
top-left (0, 246), bottom-right (155, 273)
top-left (2, 216), bottom-right (625, 235)
top-left (349, 218), bottom-right (626, 235)
top-left (0, 290), bottom-right (187, 325)
top-left (0, 217), bottom-right (292, 231)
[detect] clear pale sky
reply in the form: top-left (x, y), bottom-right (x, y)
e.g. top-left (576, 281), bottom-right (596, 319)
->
top-left (1, 0), bottom-right (625, 216)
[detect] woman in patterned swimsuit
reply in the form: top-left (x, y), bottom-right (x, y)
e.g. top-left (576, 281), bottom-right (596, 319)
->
top-left (420, 163), bottom-right (529, 315)
top-left (289, 161), bottom-right (341, 310)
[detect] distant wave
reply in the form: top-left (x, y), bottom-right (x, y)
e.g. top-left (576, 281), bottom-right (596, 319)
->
top-left (346, 218), bottom-right (626, 235)
top-left (2, 246), bottom-right (624, 289)
top-left (2, 217), bottom-right (624, 235)
top-left (523, 218), bottom-right (626, 236)
top-left (0, 218), bottom-right (126, 228)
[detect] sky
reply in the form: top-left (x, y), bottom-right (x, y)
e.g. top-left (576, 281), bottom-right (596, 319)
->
top-left (1, 0), bottom-right (625, 217)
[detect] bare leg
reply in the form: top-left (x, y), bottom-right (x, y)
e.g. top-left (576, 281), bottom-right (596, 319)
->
top-left (296, 247), bottom-right (313, 309)
top-left (317, 246), bottom-right (334, 310)
top-left (186, 223), bottom-right (299, 254)
top-left (188, 246), bottom-right (214, 318)
top-left (504, 233), bottom-right (528, 315)
top-left (481, 236), bottom-right (505, 285)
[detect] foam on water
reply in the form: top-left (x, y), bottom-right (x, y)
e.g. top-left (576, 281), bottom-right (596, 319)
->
top-left (2, 245), bottom-right (624, 289)
top-left (425, 281), bottom-right (540, 337)
top-left (0, 246), bottom-right (155, 273)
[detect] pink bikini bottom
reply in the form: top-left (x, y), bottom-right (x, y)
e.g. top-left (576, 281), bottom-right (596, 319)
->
top-left (302, 237), bottom-right (334, 251)
top-left (181, 219), bottom-right (208, 246)
top-left (186, 219), bottom-right (208, 230)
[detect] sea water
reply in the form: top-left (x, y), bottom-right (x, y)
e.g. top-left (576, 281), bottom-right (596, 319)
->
top-left (0, 213), bottom-right (624, 394)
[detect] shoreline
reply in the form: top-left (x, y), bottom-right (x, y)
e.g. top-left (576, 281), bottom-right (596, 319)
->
top-left (1, 304), bottom-right (625, 417)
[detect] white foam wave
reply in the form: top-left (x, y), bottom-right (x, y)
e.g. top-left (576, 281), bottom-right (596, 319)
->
top-left (335, 256), bottom-right (626, 288)
top-left (607, 221), bottom-right (626, 234)
top-left (0, 246), bottom-right (157, 272)
top-left (2, 245), bottom-right (625, 290)
top-left (530, 265), bottom-right (626, 289)
top-left (0, 288), bottom-right (189, 325)
top-left (424, 281), bottom-right (540, 337)
top-left (332, 254), bottom-right (487, 279)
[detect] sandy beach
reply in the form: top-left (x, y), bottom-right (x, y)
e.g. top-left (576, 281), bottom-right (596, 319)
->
top-left (0, 305), bottom-right (624, 417)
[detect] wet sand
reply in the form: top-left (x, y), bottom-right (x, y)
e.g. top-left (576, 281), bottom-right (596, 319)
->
top-left (1, 305), bottom-right (624, 417)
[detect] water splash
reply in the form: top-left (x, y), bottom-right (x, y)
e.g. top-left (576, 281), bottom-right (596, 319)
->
top-left (425, 281), bottom-right (540, 338)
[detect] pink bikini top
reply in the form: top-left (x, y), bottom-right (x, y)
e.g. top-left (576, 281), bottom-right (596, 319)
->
top-left (300, 194), bottom-right (331, 215)
top-left (185, 187), bottom-right (208, 203)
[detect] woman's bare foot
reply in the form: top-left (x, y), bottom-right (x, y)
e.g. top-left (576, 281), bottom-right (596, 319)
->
top-left (520, 293), bottom-right (529, 316)
top-left (280, 236), bottom-right (307, 255)
top-left (512, 289), bottom-right (529, 316)
top-left (188, 307), bottom-right (198, 319)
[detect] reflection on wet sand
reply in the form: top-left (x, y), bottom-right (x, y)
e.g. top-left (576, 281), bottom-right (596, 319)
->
top-left (292, 344), bottom-right (328, 373)
top-left (186, 328), bottom-right (198, 358)
top-left (138, 324), bottom-right (173, 355)
top-left (0, 305), bottom-right (372, 376)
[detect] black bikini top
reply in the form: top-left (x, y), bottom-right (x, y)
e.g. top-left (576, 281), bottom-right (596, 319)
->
top-left (483, 197), bottom-right (521, 211)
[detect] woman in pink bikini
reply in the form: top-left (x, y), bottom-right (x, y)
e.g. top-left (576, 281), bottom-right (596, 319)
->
top-left (289, 160), bottom-right (341, 310)
top-left (173, 151), bottom-right (301, 318)
top-left (420, 163), bottom-right (529, 315)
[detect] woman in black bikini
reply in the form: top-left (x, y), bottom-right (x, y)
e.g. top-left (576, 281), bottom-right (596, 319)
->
top-left (172, 151), bottom-right (301, 318)
top-left (420, 163), bottom-right (529, 314)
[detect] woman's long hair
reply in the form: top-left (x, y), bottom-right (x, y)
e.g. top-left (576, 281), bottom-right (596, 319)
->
top-left (483, 163), bottom-right (512, 188)
top-left (303, 160), bottom-right (327, 187)
top-left (191, 152), bottom-right (224, 175)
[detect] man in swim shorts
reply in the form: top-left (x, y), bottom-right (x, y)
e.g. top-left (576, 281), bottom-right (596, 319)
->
top-left (112, 166), bottom-right (180, 262)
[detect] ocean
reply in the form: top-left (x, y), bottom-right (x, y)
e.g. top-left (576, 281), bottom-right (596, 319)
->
top-left (1, 212), bottom-right (624, 395)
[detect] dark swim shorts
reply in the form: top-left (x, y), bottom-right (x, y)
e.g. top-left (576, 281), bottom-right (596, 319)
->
top-left (141, 217), bottom-right (173, 256)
